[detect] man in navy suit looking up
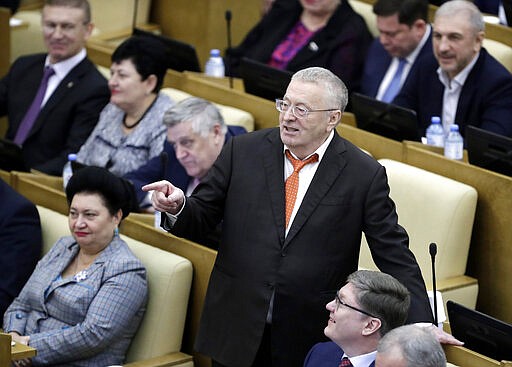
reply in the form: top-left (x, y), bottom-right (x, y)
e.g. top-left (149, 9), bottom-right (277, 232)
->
top-left (304, 270), bottom-right (410, 367)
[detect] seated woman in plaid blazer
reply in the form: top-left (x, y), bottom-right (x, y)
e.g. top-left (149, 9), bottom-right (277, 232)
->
top-left (3, 166), bottom-right (148, 367)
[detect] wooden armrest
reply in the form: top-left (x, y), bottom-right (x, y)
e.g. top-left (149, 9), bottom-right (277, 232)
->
top-left (443, 344), bottom-right (502, 367)
top-left (426, 275), bottom-right (478, 292)
top-left (123, 352), bottom-right (193, 367)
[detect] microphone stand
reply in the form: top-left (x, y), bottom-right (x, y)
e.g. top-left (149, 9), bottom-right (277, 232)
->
top-left (132, 0), bottom-right (139, 30)
top-left (225, 10), bottom-right (233, 89)
top-left (429, 242), bottom-right (439, 326)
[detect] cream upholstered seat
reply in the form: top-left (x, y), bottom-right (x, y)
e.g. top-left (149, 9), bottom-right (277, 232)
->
top-left (348, 0), bottom-right (378, 37)
top-left (483, 38), bottom-right (512, 73)
top-left (36, 206), bottom-right (194, 366)
top-left (358, 159), bottom-right (478, 312)
top-left (160, 87), bottom-right (255, 132)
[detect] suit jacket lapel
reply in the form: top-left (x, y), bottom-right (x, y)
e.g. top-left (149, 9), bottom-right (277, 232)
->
top-left (28, 58), bottom-right (91, 139)
top-left (262, 129), bottom-right (287, 246)
top-left (456, 50), bottom-right (485, 127)
top-left (284, 133), bottom-right (347, 248)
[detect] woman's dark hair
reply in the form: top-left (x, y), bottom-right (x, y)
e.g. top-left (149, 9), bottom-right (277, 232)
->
top-left (111, 35), bottom-right (169, 92)
top-left (65, 166), bottom-right (137, 219)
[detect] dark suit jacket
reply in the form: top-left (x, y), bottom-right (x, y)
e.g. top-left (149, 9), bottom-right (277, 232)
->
top-left (360, 30), bottom-right (433, 97)
top-left (0, 180), bottom-right (42, 317)
top-left (0, 53), bottom-right (110, 175)
top-left (304, 342), bottom-right (376, 367)
top-left (393, 48), bottom-right (512, 138)
top-left (165, 128), bottom-right (433, 367)
top-left (226, 0), bottom-right (372, 92)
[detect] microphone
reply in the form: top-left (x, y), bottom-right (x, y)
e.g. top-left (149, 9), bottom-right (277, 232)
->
top-left (132, 0), bottom-right (139, 30)
top-left (429, 242), bottom-right (439, 327)
top-left (225, 10), bottom-right (234, 89)
top-left (160, 151), bottom-right (169, 181)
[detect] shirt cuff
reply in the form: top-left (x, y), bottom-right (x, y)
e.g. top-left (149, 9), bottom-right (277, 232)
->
top-left (162, 196), bottom-right (186, 229)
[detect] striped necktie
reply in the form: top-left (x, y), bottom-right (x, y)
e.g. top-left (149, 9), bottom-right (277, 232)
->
top-left (381, 58), bottom-right (407, 103)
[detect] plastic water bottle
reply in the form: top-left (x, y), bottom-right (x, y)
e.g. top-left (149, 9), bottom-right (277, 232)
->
top-left (444, 124), bottom-right (464, 160)
top-left (204, 49), bottom-right (225, 78)
top-left (426, 116), bottom-right (445, 147)
top-left (62, 153), bottom-right (77, 189)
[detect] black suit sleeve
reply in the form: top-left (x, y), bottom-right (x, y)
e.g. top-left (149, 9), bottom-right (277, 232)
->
top-left (0, 182), bottom-right (42, 316)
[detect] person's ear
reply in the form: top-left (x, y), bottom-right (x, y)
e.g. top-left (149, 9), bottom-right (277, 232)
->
top-left (326, 110), bottom-right (342, 131)
top-left (113, 209), bottom-right (123, 226)
top-left (361, 317), bottom-right (382, 336)
top-left (474, 31), bottom-right (485, 52)
top-left (145, 74), bottom-right (158, 94)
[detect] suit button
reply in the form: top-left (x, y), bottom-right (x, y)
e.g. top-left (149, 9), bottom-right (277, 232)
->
top-left (15, 313), bottom-right (23, 319)
top-left (281, 252), bottom-right (286, 257)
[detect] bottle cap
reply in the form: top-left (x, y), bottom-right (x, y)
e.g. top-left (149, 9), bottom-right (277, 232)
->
top-left (431, 116), bottom-right (441, 124)
top-left (210, 49), bottom-right (221, 57)
top-left (449, 124), bottom-right (459, 132)
top-left (68, 153), bottom-right (77, 161)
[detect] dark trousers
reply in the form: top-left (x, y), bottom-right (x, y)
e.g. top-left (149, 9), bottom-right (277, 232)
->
top-left (211, 324), bottom-right (272, 367)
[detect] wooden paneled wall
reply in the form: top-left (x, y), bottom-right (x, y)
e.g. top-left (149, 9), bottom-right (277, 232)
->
top-left (150, 0), bottom-right (262, 69)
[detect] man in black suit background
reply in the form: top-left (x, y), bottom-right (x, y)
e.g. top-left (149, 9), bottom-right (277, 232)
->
top-left (0, 179), bottom-right (42, 318)
top-left (144, 67), bottom-right (460, 367)
top-left (0, 0), bottom-right (109, 175)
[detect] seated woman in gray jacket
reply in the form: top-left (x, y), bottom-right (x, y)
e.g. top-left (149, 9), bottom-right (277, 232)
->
top-left (3, 166), bottom-right (147, 366)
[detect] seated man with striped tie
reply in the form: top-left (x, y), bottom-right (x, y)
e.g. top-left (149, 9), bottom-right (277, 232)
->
top-left (0, 0), bottom-right (109, 175)
top-left (303, 270), bottom-right (411, 367)
top-left (124, 97), bottom-right (246, 226)
top-left (360, 0), bottom-right (433, 103)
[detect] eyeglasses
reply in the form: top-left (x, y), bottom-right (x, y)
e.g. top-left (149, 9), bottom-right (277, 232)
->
top-left (335, 292), bottom-right (377, 318)
top-left (275, 99), bottom-right (339, 119)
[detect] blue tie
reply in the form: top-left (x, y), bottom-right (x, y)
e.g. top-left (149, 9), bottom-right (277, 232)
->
top-left (381, 58), bottom-right (406, 103)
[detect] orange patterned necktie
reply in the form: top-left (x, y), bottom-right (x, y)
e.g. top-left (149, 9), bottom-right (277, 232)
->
top-left (339, 357), bottom-right (353, 367)
top-left (284, 150), bottom-right (318, 228)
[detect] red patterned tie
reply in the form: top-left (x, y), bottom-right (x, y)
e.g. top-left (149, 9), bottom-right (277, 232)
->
top-left (284, 150), bottom-right (318, 228)
top-left (339, 356), bottom-right (353, 367)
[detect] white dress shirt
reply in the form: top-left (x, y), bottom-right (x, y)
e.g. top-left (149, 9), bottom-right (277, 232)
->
top-left (437, 51), bottom-right (480, 134)
top-left (43, 48), bottom-right (87, 106)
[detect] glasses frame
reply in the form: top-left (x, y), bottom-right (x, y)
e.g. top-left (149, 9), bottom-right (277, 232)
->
top-left (335, 291), bottom-right (378, 318)
top-left (275, 99), bottom-right (339, 119)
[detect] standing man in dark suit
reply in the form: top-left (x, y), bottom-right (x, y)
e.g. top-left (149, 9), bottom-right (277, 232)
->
top-left (360, 0), bottom-right (433, 102)
top-left (0, 0), bottom-right (109, 175)
top-left (0, 179), bottom-right (42, 318)
top-left (393, 0), bottom-right (512, 138)
top-left (304, 270), bottom-right (410, 367)
top-left (144, 67), bottom-right (460, 367)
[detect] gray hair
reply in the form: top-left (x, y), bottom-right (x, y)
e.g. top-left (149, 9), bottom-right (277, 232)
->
top-left (163, 97), bottom-right (227, 137)
top-left (45, 0), bottom-right (91, 23)
top-left (347, 270), bottom-right (410, 336)
top-left (377, 324), bottom-right (447, 367)
top-left (291, 67), bottom-right (348, 112)
top-left (435, 0), bottom-right (484, 33)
